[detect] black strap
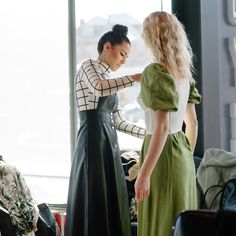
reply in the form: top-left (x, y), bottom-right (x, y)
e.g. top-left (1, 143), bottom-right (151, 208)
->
top-left (203, 184), bottom-right (223, 209)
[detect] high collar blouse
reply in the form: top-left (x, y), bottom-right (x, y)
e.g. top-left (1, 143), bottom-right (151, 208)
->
top-left (75, 59), bottom-right (146, 139)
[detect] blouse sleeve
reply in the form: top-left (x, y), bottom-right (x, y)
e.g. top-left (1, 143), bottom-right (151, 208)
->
top-left (188, 82), bottom-right (202, 104)
top-left (141, 64), bottom-right (179, 111)
top-left (80, 59), bottom-right (134, 97)
top-left (112, 103), bottom-right (146, 139)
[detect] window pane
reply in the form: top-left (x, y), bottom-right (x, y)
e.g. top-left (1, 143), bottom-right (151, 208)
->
top-left (75, 0), bottom-right (172, 151)
top-left (0, 0), bottom-right (70, 204)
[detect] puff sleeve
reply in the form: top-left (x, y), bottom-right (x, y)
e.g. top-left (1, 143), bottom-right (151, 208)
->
top-left (140, 63), bottom-right (179, 111)
top-left (188, 82), bottom-right (202, 104)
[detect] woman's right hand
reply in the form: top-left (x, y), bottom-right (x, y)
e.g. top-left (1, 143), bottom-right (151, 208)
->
top-left (131, 73), bottom-right (141, 82)
top-left (135, 172), bottom-right (150, 203)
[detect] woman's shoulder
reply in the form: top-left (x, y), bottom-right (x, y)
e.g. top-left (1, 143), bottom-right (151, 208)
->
top-left (141, 63), bottom-right (179, 111)
top-left (144, 63), bottom-right (168, 74)
top-left (80, 59), bottom-right (109, 72)
top-left (77, 59), bottom-right (101, 75)
top-left (142, 63), bottom-right (174, 87)
top-left (80, 58), bottom-right (97, 67)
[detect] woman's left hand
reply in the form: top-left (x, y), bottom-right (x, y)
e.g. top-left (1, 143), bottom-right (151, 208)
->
top-left (131, 73), bottom-right (141, 81)
top-left (134, 173), bottom-right (150, 202)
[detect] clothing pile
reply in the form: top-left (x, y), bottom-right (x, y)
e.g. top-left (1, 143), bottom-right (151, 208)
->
top-left (197, 148), bottom-right (236, 209)
top-left (121, 150), bottom-right (140, 221)
top-left (0, 155), bottom-right (38, 235)
top-left (0, 155), bottom-right (59, 236)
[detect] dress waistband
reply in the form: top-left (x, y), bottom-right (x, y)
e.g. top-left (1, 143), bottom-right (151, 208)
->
top-left (146, 129), bottom-right (182, 135)
top-left (79, 110), bottom-right (112, 122)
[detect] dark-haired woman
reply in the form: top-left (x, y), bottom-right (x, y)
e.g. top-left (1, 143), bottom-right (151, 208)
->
top-left (65, 24), bottom-right (146, 236)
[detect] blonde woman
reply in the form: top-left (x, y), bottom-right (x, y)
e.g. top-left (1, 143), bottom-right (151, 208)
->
top-left (135, 11), bottom-right (202, 236)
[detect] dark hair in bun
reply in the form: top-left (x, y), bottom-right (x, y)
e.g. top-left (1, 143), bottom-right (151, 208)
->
top-left (97, 24), bottom-right (130, 54)
top-left (112, 24), bottom-right (128, 36)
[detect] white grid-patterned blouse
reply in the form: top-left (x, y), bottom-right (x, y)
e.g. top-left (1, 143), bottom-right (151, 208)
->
top-left (75, 59), bottom-right (146, 139)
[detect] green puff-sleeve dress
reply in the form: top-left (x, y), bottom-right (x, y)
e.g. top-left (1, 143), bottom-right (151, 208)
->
top-left (137, 63), bottom-right (201, 236)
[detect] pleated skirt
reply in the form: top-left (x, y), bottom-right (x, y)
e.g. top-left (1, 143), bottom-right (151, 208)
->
top-left (137, 131), bottom-right (197, 236)
top-left (65, 109), bottom-right (132, 236)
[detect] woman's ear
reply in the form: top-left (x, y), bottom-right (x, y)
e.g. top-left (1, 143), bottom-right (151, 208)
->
top-left (103, 42), bottom-right (112, 52)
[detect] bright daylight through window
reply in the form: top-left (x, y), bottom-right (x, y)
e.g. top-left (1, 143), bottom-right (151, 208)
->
top-left (0, 0), bottom-right (171, 205)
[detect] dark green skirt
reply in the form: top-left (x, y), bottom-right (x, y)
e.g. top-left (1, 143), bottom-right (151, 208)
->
top-left (65, 95), bottom-right (131, 236)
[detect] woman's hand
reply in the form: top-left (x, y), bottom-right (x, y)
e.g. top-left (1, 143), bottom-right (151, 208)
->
top-left (131, 73), bottom-right (141, 82)
top-left (135, 172), bottom-right (150, 202)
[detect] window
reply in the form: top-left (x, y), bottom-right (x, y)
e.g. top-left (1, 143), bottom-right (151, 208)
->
top-left (75, 0), bottom-right (172, 151)
top-left (0, 0), bottom-right (172, 204)
top-left (0, 0), bottom-right (70, 204)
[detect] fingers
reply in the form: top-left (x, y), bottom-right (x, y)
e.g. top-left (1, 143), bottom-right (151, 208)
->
top-left (144, 188), bottom-right (149, 198)
top-left (135, 190), bottom-right (142, 202)
top-left (134, 175), bottom-right (150, 202)
top-left (131, 73), bottom-right (141, 81)
top-left (135, 188), bottom-right (150, 202)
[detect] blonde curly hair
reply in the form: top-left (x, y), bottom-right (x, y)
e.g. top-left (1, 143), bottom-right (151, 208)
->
top-left (142, 11), bottom-right (194, 81)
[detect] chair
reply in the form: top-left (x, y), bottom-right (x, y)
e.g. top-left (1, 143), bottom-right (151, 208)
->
top-left (173, 209), bottom-right (236, 236)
